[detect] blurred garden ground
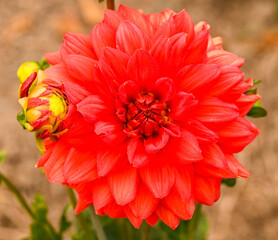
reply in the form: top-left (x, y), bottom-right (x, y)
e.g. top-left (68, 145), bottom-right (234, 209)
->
top-left (0, 0), bottom-right (278, 239)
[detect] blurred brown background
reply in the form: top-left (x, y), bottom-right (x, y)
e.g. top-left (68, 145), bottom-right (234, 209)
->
top-left (0, 0), bottom-right (277, 239)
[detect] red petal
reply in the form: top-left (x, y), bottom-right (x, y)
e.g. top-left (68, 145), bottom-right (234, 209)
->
top-left (63, 32), bottom-right (96, 59)
top-left (175, 64), bottom-right (221, 93)
top-left (128, 184), bottom-right (159, 219)
top-left (66, 54), bottom-right (97, 83)
top-left (118, 80), bottom-right (139, 104)
top-left (127, 49), bottom-right (159, 91)
top-left (162, 193), bottom-right (195, 220)
top-left (183, 29), bottom-right (209, 64)
top-left (217, 117), bottom-right (260, 153)
top-left (124, 206), bottom-right (143, 229)
top-left (77, 95), bottom-right (112, 122)
top-left (75, 198), bottom-right (91, 214)
top-left (20, 72), bottom-right (37, 98)
top-left (209, 65), bottom-right (244, 96)
top-left (91, 23), bottom-right (115, 57)
top-left (162, 122), bottom-right (181, 137)
top-left (170, 92), bottom-right (198, 120)
top-left (44, 51), bottom-right (61, 65)
top-left (207, 50), bottom-right (245, 67)
top-left (171, 129), bottom-right (202, 163)
top-left (173, 10), bottom-right (194, 43)
top-left (94, 120), bottom-right (126, 145)
top-left (153, 16), bottom-right (176, 40)
top-left (118, 5), bottom-right (153, 36)
top-left (116, 20), bottom-right (151, 56)
top-left (92, 178), bottom-right (114, 210)
top-left (43, 141), bottom-right (69, 183)
top-left (201, 143), bottom-right (227, 169)
top-left (156, 204), bottom-right (180, 230)
top-left (140, 164), bottom-right (175, 198)
top-left (193, 176), bottom-right (221, 205)
top-left (64, 149), bottom-right (98, 184)
top-left (150, 36), bottom-right (172, 74)
top-left (102, 201), bottom-right (124, 218)
top-left (99, 47), bottom-right (129, 86)
top-left (173, 166), bottom-right (193, 201)
top-left (127, 138), bottom-right (149, 168)
top-left (144, 128), bottom-right (169, 154)
top-left (154, 77), bottom-right (176, 101)
top-left (236, 94), bottom-right (261, 116)
top-left (108, 166), bottom-right (138, 205)
top-left (193, 97), bottom-right (239, 122)
top-left (226, 154), bottom-right (251, 178)
top-left (146, 213), bottom-right (159, 226)
top-left (103, 9), bottom-right (126, 30)
top-left (187, 120), bottom-right (218, 143)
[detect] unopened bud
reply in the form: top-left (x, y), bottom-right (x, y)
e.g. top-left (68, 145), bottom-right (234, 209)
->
top-left (17, 61), bottom-right (41, 83)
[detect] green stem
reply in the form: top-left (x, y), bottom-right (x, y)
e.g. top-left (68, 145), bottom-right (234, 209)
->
top-left (0, 172), bottom-right (58, 236)
top-left (106, 0), bottom-right (115, 10)
top-left (187, 203), bottom-right (202, 240)
top-left (0, 172), bottom-right (35, 219)
top-left (141, 221), bottom-right (151, 240)
top-left (66, 188), bottom-right (92, 240)
top-left (89, 206), bottom-right (108, 240)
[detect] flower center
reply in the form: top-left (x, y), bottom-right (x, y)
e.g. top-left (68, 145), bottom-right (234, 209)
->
top-left (117, 92), bottom-right (171, 138)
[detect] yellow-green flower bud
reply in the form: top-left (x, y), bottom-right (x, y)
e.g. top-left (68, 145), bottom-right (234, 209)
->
top-left (18, 70), bottom-right (68, 152)
top-left (17, 61), bottom-right (41, 83)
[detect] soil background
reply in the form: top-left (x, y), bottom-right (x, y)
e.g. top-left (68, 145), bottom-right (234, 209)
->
top-left (0, 0), bottom-right (277, 239)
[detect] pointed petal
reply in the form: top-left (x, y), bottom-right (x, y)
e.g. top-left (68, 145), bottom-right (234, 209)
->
top-left (127, 138), bottom-right (149, 168)
top-left (75, 198), bottom-right (91, 214)
top-left (124, 206), bottom-right (143, 229)
top-left (44, 51), bottom-right (61, 65)
top-left (162, 193), bottom-right (195, 220)
top-left (173, 10), bottom-right (194, 42)
top-left (65, 54), bottom-right (97, 83)
top-left (217, 117), bottom-right (260, 153)
top-left (156, 204), bottom-right (180, 230)
top-left (236, 94), bottom-right (261, 116)
top-left (99, 47), bottom-right (129, 86)
top-left (91, 23), bottom-right (115, 57)
top-left (128, 184), bottom-right (159, 219)
top-left (201, 143), bottom-right (227, 169)
top-left (77, 95), bottom-right (113, 122)
top-left (96, 149), bottom-right (123, 177)
top-left (127, 49), bottom-right (159, 91)
top-left (187, 120), bottom-right (218, 143)
top-left (175, 64), bottom-right (221, 93)
top-left (103, 9), bottom-right (126, 30)
top-left (64, 149), bottom-right (98, 184)
top-left (43, 141), bottom-right (69, 183)
top-left (226, 154), bottom-right (251, 178)
top-left (116, 20), bottom-right (151, 56)
top-left (146, 213), bottom-right (159, 226)
top-left (108, 166), bottom-right (138, 205)
top-left (140, 164), bottom-right (175, 199)
top-left (162, 122), bottom-right (181, 137)
top-left (207, 50), bottom-right (245, 67)
top-left (193, 176), bottom-right (221, 205)
top-left (170, 92), bottom-right (198, 120)
top-left (92, 178), bottom-right (114, 210)
top-left (193, 97), bottom-right (239, 123)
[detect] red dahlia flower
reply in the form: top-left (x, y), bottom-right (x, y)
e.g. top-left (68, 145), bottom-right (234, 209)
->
top-left (31, 5), bottom-right (260, 229)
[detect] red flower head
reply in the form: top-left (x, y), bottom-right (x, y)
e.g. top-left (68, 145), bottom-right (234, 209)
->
top-left (35, 5), bottom-right (260, 229)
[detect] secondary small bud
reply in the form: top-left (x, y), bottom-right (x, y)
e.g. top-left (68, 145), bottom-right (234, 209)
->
top-left (17, 61), bottom-right (41, 83)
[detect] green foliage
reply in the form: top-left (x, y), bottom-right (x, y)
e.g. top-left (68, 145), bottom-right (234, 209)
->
top-left (222, 178), bottom-right (237, 187)
top-left (247, 106), bottom-right (267, 118)
top-left (29, 194), bottom-right (61, 240)
top-left (59, 204), bottom-right (72, 234)
top-left (71, 208), bottom-right (96, 240)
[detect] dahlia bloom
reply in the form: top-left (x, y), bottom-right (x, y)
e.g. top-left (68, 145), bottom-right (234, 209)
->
top-left (28, 5), bottom-right (260, 229)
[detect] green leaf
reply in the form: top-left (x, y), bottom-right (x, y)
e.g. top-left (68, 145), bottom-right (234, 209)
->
top-left (253, 80), bottom-right (261, 85)
top-left (17, 111), bottom-right (26, 129)
top-left (222, 178), bottom-right (237, 187)
top-left (40, 57), bottom-right (51, 70)
top-left (247, 106), bottom-right (267, 118)
top-left (245, 88), bottom-right (257, 95)
top-left (194, 212), bottom-right (209, 240)
top-left (59, 204), bottom-right (72, 234)
top-left (0, 151), bottom-right (7, 166)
